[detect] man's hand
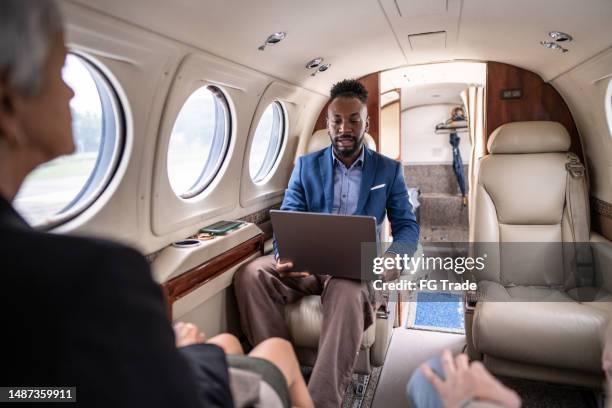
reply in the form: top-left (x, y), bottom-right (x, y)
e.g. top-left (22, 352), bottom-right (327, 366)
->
top-left (421, 350), bottom-right (521, 408)
top-left (276, 260), bottom-right (311, 279)
top-left (173, 322), bottom-right (206, 348)
top-left (381, 252), bottom-right (402, 282)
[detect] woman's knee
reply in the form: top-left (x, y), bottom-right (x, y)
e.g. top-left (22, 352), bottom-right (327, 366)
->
top-left (207, 333), bottom-right (244, 355)
top-left (251, 337), bottom-right (297, 366)
top-left (250, 337), bottom-right (299, 385)
top-left (256, 337), bottom-right (293, 356)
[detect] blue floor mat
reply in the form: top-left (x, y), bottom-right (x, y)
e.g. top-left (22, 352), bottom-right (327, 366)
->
top-left (409, 292), bottom-right (465, 333)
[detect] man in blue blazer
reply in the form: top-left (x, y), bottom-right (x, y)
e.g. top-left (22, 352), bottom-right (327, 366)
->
top-left (235, 79), bottom-right (419, 407)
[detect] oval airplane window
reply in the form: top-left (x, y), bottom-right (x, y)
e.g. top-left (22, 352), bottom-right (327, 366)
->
top-left (249, 101), bottom-right (286, 184)
top-left (167, 86), bottom-right (230, 198)
top-left (13, 53), bottom-right (123, 228)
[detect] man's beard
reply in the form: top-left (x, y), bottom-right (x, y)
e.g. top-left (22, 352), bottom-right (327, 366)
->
top-left (331, 134), bottom-right (364, 158)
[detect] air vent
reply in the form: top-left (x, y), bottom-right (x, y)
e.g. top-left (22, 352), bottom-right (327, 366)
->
top-left (394, 0), bottom-right (447, 17)
top-left (407, 31), bottom-right (447, 51)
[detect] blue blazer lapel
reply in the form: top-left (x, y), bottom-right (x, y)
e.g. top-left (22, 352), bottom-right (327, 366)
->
top-left (319, 147), bottom-right (334, 212)
top-left (356, 147), bottom-right (378, 214)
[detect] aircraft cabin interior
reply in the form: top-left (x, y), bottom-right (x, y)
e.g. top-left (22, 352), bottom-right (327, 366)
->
top-left (4, 0), bottom-right (612, 407)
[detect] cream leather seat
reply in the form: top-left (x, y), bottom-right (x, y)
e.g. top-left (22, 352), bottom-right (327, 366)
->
top-left (466, 121), bottom-right (612, 387)
top-left (282, 129), bottom-right (395, 374)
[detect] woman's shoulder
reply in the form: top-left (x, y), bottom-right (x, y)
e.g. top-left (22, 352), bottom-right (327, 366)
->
top-left (2, 224), bottom-right (149, 283)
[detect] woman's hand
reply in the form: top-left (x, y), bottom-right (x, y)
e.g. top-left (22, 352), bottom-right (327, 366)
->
top-left (421, 350), bottom-right (521, 408)
top-left (173, 322), bottom-right (206, 348)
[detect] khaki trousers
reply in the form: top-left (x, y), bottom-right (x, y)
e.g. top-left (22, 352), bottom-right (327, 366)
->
top-left (233, 255), bottom-right (375, 408)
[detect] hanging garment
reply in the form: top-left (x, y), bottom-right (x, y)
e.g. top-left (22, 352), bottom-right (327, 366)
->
top-left (449, 132), bottom-right (467, 205)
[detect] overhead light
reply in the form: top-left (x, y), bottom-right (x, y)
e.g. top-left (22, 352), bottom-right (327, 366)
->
top-left (432, 94), bottom-right (441, 98)
top-left (305, 57), bottom-right (323, 69)
top-left (540, 40), bottom-right (568, 53)
top-left (548, 31), bottom-right (573, 42)
top-left (310, 63), bottom-right (331, 77)
top-left (318, 63), bottom-right (331, 72)
top-left (258, 32), bottom-right (287, 51)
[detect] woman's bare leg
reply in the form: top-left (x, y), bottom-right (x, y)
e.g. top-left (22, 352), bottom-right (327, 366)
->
top-left (206, 334), bottom-right (313, 407)
top-left (249, 337), bottom-right (314, 408)
top-left (206, 333), bottom-right (245, 355)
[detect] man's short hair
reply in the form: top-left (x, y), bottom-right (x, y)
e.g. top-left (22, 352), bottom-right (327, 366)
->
top-left (329, 79), bottom-right (368, 104)
top-left (0, 0), bottom-right (63, 96)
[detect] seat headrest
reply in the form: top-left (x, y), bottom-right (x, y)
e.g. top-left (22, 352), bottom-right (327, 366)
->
top-left (307, 129), bottom-right (377, 154)
top-left (487, 121), bottom-right (571, 154)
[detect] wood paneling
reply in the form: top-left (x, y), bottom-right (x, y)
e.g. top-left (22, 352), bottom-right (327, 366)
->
top-left (486, 61), bottom-right (583, 161)
top-left (313, 101), bottom-right (329, 132)
top-left (313, 73), bottom-right (381, 151)
top-left (161, 234), bottom-right (264, 318)
top-left (361, 73), bottom-right (381, 149)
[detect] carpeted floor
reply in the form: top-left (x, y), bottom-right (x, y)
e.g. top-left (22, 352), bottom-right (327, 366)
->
top-left (342, 367), bottom-right (383, 408)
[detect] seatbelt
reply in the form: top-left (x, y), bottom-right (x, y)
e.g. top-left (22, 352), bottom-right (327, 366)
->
top-left (565, 153), bottom-right (594, 288)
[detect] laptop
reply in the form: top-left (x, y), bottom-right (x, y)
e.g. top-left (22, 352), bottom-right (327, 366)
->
top-left (269, 210), bottom-right (380, 281)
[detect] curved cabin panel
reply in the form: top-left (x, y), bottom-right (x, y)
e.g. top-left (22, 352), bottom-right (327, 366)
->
top-left (54, 3), bottom-right (184, 246)
top-left (150, 51), bottom-right (269, 237)
top-left (239, 81), bottom-right (326, 209)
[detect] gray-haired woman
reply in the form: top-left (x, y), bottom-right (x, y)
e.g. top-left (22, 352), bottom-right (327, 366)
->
top-left (0, 1), bottom-right (311, 407)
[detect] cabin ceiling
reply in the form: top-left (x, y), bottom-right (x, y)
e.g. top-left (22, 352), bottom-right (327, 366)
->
top-left (68, 0), bottom-right (612, 95)
top-left (401, 83), bottom-right (466, 110)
